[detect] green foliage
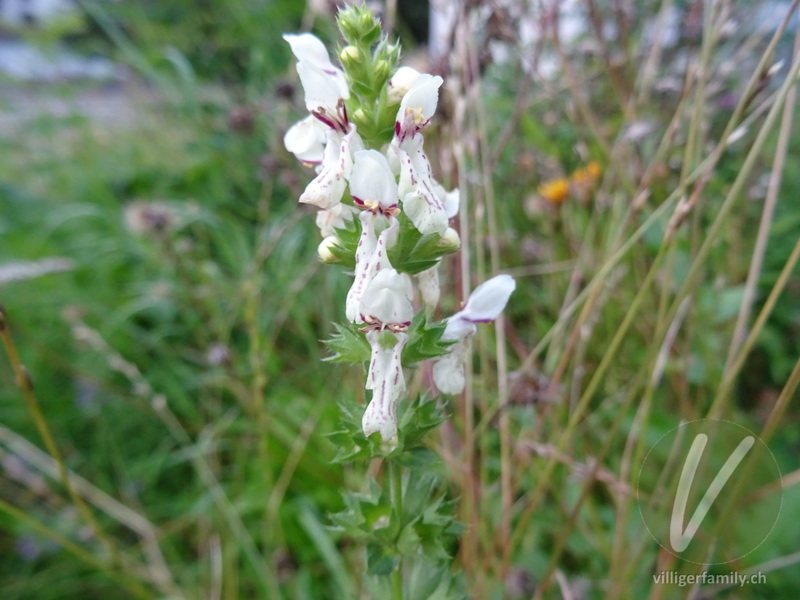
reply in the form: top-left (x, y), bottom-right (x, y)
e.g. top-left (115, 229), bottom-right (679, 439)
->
top-left (80, 0), bottom-right (305, 84)
top-left (327, 395), bottom-right (446, 463)
top-left (388, 211), bottom-right (459, 275)
top-left (323, 322), bottom-right (372, 363)
top-left (327, 210), bottom-right (459, 274)
top-left (331, 472), bottom-right (462, 572)
top-left (403, 311), bottom-right (453, 365)
top-left (328, 215), bottom-right (361, 268)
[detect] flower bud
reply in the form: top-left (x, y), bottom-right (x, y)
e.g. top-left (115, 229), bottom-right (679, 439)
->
top-left (352, 107), bottom-right (369, 129)
top-left (339, 45), bottom-right (360, 67)
top-left (318, 236), bottom-right (341, 263)
top-left (337, 5), bottom-right (381, 45)
top-left (437, 227), bottom-right (461, 253)
top-left (373, 59), bottom-right (392, 84)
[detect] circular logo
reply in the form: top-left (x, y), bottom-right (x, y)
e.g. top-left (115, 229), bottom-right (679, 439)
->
top-left (637, 419), bottom-right (782, 565)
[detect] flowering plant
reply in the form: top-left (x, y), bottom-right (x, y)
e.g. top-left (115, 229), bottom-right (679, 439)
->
top-left (283, 6), bottom-right (514, 596)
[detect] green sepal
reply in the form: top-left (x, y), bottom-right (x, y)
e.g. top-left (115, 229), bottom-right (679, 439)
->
top-left (388, 211), bottom-right (458, 275)
top-left (322, 322), bottom-right (371, 363)
top-left (328, 215), bottom-right (361, 268)
top-left (403, 311), bottom-right (452, 365)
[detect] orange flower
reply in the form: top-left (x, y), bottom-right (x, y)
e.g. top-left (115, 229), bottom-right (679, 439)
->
top-left (538, 178), bottom-right (570, 204)
top-left (571, 161), bottom-right (602, 187)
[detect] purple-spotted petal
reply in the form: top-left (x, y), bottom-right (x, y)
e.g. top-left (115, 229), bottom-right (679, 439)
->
top-left (345, 215), bottom-right (398, 322)
top-left (394, 136), bottom-right (447, 235)
top-left (395, 74), bottom-right (443, 140)
top-left (363, 330), bottom-right (408, 441)
top-left (299, 125), bottom-right (362, 209)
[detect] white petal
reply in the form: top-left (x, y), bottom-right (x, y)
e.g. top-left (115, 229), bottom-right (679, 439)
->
top-left (394, 136), bottom-right (447, 235)
top-left (441, 186), bottom-right (460, 219)
top-left (416, 266), bottom-right (440, 310)
top-left (350, 149), bottom-right (399, 212)
top-left (402, 188), bottom-right (449, 236)
top-left (284, 33), bottom-right (332, 68)
top-left (299, 125), bottom-right (362, 209)
top-left (395, 74), bottom-right (443, 140)
top-left (441, 316), bottom-right (476, 342)
top-left (284, 116), bottom-right (326, 164)
top-left (284, 33), bottom-right (349, 99)
top-left (387, 66), bottom-right (421, 104)
top-left (315, 203), bottom-right (358, 237)
top-left (345, 215), bottom-right (398, 322)
top-left (363, 331), bottom-right (408, 441)
top-left (458, 274), bottom-right (516, 323)
top-left (359, 268), bottom-right (413, 325)
top-left (441, 274), bottom-right (516, 341)
top-left (297, 61), bottom-right (345, 117)
top-left (432, 341), bottom-right (468, 394)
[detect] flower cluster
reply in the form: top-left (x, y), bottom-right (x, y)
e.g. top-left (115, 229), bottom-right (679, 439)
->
top-left (283, 10), bottom-right (514, 444)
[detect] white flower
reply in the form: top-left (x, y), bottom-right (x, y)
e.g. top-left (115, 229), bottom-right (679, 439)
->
top-left (393, 134), bottom-right (448, 235)
top-left (363, 330), bottom-right (408, 441)
top-left (387, 66), bottom-right (421, 105)
top-left (349, 149), bottom-right (399, 215)
top-left (433, 274), bottom-right (516, 394)
top-left (299, 125), bottom-right (363, 209)
top-left (394, 74), bottom-right (443, 141)
top-left (283, 33), bottom-right (349, 102)
top-left (283, 33), bottom-right (362, 209)
top-left (284, 115), bottom-right (326, 165)
top-left (345, 214), bottom-right (399, 322)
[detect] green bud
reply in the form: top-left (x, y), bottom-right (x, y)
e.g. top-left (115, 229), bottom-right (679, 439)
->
top-left (353, 107), bottom-right (369, 126)
top-left (373, 59), bottom-right (392, 84)
top-left (337, 4), bottom-right (382, 46)
top-left (339, 45), bottom-right (361, 68)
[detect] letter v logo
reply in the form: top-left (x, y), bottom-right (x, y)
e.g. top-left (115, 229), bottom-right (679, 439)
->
top-left (669, 433), bottom-right (755, 552)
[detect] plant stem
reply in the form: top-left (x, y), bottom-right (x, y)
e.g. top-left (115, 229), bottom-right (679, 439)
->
top-left (389, 460), bottom-right (404, 600)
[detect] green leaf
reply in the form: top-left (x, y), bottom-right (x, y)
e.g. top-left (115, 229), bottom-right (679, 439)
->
top-left (403, 312), bottom-right (452, 365)
top-left (398, 395), bottom-right (446, 449)
top-left (323, 322), bottom-right (370, 363)
top-left (388, 211), bottom-right (458, 275)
